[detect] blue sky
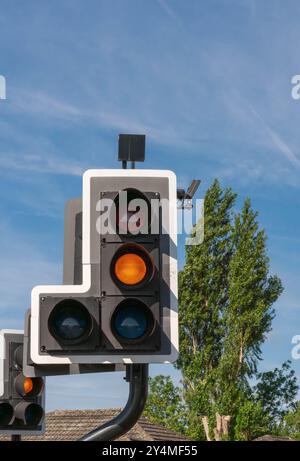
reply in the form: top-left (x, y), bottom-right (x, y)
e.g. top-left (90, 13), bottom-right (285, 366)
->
top-left (0, 0), bottom-right (300, 411)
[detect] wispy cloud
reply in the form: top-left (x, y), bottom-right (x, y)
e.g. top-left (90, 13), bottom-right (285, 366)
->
top-left (11, 89), bottom-right (82, 122)
top-left (6, 84), bottom-right (300, 189)
top-left (249, 106), bottom-right (300, 169)
top-left (156, 0), bottom-right (184, 28)
top-left (7, 88), bottom-right (202, 150)
top-left (0, 151), bottom-right (84, 176)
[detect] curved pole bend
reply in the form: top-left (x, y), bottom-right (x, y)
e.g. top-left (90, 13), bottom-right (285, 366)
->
top-left (79, 364), bottom-right (148, 442)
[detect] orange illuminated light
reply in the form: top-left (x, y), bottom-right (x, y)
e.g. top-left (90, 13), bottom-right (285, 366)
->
top-left (114, 253), bottom-right (147, 285)
top-left (23, 377), bottom-right (34, 394)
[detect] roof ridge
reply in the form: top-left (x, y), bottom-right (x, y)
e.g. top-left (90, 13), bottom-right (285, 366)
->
top-left (48, 408), bottom-right (122, 414)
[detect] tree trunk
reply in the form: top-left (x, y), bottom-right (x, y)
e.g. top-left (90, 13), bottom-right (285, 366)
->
top-left (214, 413), bottom-right (222, 441)
top-left (214, 413), bottom-right (231, 441)
top-left (201, 416), bottom-right (211, 441)
top-left (222, 415), bottom-right (231, 437)
top-left (202, 413), bottom-right (231, 441)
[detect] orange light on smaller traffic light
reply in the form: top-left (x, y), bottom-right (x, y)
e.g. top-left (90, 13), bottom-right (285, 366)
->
top-left (15, 374), bottom-right (44, 398)
top-left (23, 377), bottom-right (34, 395)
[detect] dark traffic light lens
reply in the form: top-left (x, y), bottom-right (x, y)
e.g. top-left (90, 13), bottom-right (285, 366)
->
top-left (25, 403), bottom-right (44, 426)
top-left (112, 300), bottom-right (154, 341)
top-left (15, 402), bottom-right (44, 426)
top-left (49, 300), bottom-right (92, 343)
top-left (0, 402), bottom-right (14, 425)
top-left (14, 344), bottom-right (23, 368)
top-left (114, 188), bottom-right (151, 235)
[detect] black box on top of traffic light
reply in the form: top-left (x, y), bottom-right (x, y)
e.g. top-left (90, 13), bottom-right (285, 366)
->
top-left (118, 134), bottom-right (145, 162)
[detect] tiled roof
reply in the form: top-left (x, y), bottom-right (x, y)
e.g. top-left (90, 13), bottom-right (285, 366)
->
top-left (253, 434), bottom-right (292, 441)
top-left (0, 409), bottom-right (190, 441)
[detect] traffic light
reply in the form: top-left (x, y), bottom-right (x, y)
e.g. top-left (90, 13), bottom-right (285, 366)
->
top-left (29, 169), bottom-right (178, 366)
top-left (0, 330), bottom-right (45, 435)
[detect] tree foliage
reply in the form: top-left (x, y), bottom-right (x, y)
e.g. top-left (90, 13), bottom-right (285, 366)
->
top-left (144, 180), bottom-right (295, 440)
top-left (179, 180), bottom-right (284, 434)
top-left (253, 361), bottom-right (298, 424)
top-left (234, 400), bottom-right (270, 441)
top-left (178, 180), bottom-right (236, 421)
top-left (144, 375), bottom-right (188, 435)
top-left (283, 402), bottom-right (300, 440)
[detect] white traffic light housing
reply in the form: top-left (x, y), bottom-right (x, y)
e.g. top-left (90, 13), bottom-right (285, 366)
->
top-left (30, 169), bottom-right (178, 365)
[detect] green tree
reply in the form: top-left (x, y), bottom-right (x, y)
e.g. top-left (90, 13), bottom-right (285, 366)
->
top-left (234, 400), bottom-right (270, 441)
top-left (145, 180), bottom-right (289, 440)
top-left (144, 375), bottom-right (188, 434)
top-left (178, 182), bottom-right (283, 438)
top-left (178, 180), bottom-right (236, 435)
top-left (253, 361), bottom-right (298, 426)
top-left (217, 199), bottom-right (283, 416)
top-left (282, 401), bottom-right (300, 440)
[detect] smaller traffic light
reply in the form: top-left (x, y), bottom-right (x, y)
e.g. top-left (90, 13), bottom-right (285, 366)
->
top-left (0, 330), bottom-right (45, 435)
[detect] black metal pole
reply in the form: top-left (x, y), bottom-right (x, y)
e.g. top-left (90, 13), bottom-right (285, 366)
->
top-left (11, 434), bottom-right (21, 441)
top-left (78, 364), bottom-right (148, 441)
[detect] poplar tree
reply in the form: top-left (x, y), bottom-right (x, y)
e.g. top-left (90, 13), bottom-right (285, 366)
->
top-left (217, 199), bottom-right (283, 416)
top-left (178, 183), bottom-right (283, 439)
top-left (145, 180), bottom-right (288, 440)
top-left (178, 180), bottom-right (236, 439)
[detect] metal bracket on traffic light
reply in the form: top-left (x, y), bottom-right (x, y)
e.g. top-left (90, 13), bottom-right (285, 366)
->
top-left (78, 364), bottom-right (148, 441)
top-left (177, 179), bottom-right (201, 209)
